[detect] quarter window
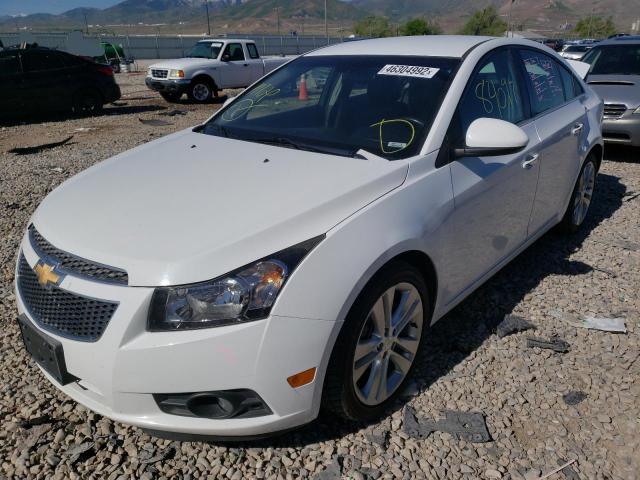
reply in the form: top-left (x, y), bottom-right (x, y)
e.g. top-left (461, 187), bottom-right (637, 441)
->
top-left (458, 49), bottom-right (526, 133)
top-left (223, 43), bottom-right (245, 61)
top-left (247, 43), bottom-right (260, 59)
top-left (519, 50), bottom-right (566, 115)
top-left (559, 65), bottom-right (583, 101)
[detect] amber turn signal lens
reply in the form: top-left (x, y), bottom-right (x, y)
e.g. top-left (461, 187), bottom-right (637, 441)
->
top-left (287, 367), bottom-right (316, 388)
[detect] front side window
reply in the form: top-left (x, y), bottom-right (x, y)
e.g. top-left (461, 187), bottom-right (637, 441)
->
top-left (582, 45), bottom-right (640, 75)
top-left (519, 50), bottom-right (566, 115)
top-left (21, 51), bottom-right (65, 72)
top-left (223, 43), bottom-right (245, 61)
top-left (186, 42), bottom-right (223, 59)
top-left (201, 55), bottom-right (460, 159)
top-left (457, 49), bottom-right (526, 134)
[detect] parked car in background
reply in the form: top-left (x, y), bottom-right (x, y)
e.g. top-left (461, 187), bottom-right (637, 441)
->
top-left (560, 44), bottom-right (592, 60)
top-left (16, 36), bottom-right (603, 439)
top-left (544, 38), bottom-right (565, 52)
top-left (582, 36), bottom-right (640, 147)
top-left (0, 45), bottom-right (120, 119)
top-left (145, 39), bottom-right (290, 103)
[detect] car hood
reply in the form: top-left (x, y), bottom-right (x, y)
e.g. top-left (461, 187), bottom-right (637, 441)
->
top-left (149, 58), bottom-right (218, 70)
top-left (31, 130), bottom-right (407, 287)
top-left (586, 74), bottom-right (640, 108)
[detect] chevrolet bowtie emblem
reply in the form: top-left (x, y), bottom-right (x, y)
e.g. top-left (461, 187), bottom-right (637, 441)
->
top-left (34, 262), bottom-right (61, 288)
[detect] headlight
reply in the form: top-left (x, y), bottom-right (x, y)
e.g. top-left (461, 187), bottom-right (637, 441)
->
top-left (168, 69), bottom-right (185, 79)
top-left (147, 236), bottom-right (324, 331)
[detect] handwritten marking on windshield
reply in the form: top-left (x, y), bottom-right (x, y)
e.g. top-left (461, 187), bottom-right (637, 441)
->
top-left (221, 83), bottom-right (281, 122)
top-left (370, 119), bottom-right (415, 154)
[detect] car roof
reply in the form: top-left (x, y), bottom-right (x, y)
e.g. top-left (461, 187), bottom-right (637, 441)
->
top-left (306, 35), bottom-right (495, 58)
top-left (597, 36), bottom-right (640, 46)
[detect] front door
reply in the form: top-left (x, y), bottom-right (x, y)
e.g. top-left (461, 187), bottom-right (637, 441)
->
top-left (442, 48), bottom-right (541, 303)
top-left (219, 43), bottom-right (250, 88)
top-left (516, 48), bottom-right (587, 234)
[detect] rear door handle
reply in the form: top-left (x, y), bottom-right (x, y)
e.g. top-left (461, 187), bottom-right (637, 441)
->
top-left (522, 153), bottom-right (539, 169)
top-left (571, 123), bottom-right (584, 135)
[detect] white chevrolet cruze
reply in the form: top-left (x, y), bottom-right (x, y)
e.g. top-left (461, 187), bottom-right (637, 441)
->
top-left (16, 36), bottom-right (603, 439)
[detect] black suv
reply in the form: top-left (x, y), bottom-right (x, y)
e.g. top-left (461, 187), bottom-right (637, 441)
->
top-left (0, 46), bottom-right (121, 119)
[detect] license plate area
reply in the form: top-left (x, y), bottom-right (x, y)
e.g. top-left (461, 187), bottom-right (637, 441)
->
top-left (17, 315), bottom-right (77, 385)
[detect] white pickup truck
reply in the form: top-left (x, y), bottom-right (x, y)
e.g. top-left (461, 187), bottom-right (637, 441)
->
top-left (145, 39), bottom-right (290, 103)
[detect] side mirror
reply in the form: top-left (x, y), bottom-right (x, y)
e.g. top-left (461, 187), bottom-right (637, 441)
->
top-left (222, 96), bottom-right (236, 108)
top-left (221, 54), bottom-right (230, 62)
top-left (454, 118), bottom-right (528, 158)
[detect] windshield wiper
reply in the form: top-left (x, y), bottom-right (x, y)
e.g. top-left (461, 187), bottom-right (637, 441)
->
top-left (251, 137), bottom-right (333, 155)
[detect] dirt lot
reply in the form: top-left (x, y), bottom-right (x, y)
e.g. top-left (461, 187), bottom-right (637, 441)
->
top-left (0, 72), bottom-right (639, 480)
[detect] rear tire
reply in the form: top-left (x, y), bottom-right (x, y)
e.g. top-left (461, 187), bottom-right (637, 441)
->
top-left (160, 92), bottom-right (182, 103)
top-left (188, 78), bottom-right (214, 103)
top-left (73, 89), bottom-right (103, 116)
top-left (560, 154), bottom-right (597, 232)
top-left (323, 261), bottom-right (429, 421)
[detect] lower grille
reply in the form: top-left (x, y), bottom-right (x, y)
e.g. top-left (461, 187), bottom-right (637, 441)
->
top-left (151, 69), bottom-right (168, 79)
top-left (17, 254), bottom-right (118, 342)
top-left (603, 104), bottom-right (627, 118)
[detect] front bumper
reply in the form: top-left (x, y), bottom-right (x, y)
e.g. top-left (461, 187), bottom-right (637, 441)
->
top-left (602, 112), bottom-right (640, 147)
top-left (145, 77), bottom-right (190, 95)
top-left (15, 237), bottom-right (337, 438)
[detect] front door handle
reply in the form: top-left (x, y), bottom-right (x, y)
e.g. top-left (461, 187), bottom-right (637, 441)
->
top-left (571, 123), bottom-right (584, 135)
top-left (522, 153), bottom-right (539, 169)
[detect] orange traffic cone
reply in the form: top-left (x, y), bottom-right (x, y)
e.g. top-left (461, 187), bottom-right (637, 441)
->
top-left (298, 74), bottom-right (309, 101)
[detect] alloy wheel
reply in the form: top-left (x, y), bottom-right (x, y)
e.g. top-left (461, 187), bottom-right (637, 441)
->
top-left (352, 282), bottom-right (423, 406)
top-left (192, 83), bottom-right (211, 102)
top-left (573, 161), bottom-right (595, 226)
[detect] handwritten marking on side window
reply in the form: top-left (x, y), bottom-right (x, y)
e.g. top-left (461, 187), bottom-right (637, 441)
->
top-left (221, 83), bottom-right (281, 121)
top-left (474, 79), bottom-right (519, 118)
top-left (369, 119), bottom-right (415, 154)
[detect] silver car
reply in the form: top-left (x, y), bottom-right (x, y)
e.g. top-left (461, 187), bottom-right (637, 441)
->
top-left (582, 36), bottom-right (640, 147)
top-left (560, 44), bottom-right (592, 60)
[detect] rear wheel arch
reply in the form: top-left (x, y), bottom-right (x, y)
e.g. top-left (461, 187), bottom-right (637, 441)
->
top-left (588, 143), bottom-right (603, 172)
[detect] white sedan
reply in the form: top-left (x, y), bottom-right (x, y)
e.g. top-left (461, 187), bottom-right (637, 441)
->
top-left (15, 35), bottom-right (603, 439)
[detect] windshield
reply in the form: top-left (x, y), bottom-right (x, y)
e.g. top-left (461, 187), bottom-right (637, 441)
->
top-left (582, 45), bottom-right (640, 75)
top-left (186, 41), bottom-right (223, 59)
top-left (201, 55), bottom-right (460, 159)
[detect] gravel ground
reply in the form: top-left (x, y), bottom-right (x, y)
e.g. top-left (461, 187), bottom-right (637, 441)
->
top-left (1, 73), bottom-right (639, 480)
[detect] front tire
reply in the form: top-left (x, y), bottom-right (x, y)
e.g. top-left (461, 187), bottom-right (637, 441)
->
top-left (323, 261), bottom-right (428, 421)
top-left (560, 154), bottom-right (597, 232)
top-left (188, 79), bottom-right (214, 103)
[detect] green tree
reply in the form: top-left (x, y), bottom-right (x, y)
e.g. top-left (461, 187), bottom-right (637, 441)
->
top-left (459, 6), bottom-right (508, 36)
top-left (573, 16), bottom-right (616, 38)
top-left (354, 15), bottom-right (393, 38)
top-left (401, 17), bottom-right (442, 36)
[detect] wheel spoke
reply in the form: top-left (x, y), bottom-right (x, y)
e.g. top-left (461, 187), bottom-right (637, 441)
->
top-left (354, 351), bottom-right (377, 382)
top-left (363, 360), bottom-right (384, 402)
top-left (354, 338), bottom-right (379, 364)
top-left (382, 288), bottom-right (394, 332)
top-left (392, 289), bottom-right (421, 337)
top-left (370, 298), bottom-right (386, 337)
top-left (389, 350), bottom-right (412, 375)
top-left (395, 336), bottom-right (419, 356)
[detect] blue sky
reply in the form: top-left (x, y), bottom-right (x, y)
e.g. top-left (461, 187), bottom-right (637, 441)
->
top-left (0, 0), bottom-right (121, 16)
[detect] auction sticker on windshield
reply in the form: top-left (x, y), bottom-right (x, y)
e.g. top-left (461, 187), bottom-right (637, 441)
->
top-left (378, 65), bottom-right (440, 79)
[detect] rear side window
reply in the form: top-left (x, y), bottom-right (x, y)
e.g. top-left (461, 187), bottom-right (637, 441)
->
top-left (247, 43), bottom-right (260, 59)
top-left (21, 50), bottom-right (66, 72)
top-left (0, 53), bottom-right (21, 76)
top-left (458, 49), bottom-right (526, 133)
top-left (223, 43), bottom-right (245, 61)
top-left (519, 50), bottom-right (566, 115)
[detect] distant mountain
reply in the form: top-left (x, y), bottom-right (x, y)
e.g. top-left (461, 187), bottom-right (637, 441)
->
top-left (0, 0), bottom-right (636, 34)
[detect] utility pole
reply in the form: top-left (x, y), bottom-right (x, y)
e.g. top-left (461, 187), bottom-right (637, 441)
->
top-left (324, 0), bottom-right (328, 44)
top-left (204, 0), bottom-right (211, 36)
top-left (84, 12), bottom-right (89, 35)
top-left (507, 0), bottom-right (514, 37)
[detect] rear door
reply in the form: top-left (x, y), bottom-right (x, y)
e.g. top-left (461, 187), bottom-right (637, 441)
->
top-left (219, 42), bottom-right (250, 88)
top-left (443, 48), bottom-right (542, 301)
top-left (0, 51), bottom-right (24, 115)
top-left (517, 48), bottom-right (587, 234)
top-left (20, 50), bottom-right (72, 112)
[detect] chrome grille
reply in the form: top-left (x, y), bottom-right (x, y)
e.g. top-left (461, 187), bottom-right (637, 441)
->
top-left (151, 69), bottom-right (168, 79)
top-left (603, 104), bottom-right (627, 118)
top-left (29, 226), bottom-right (128, 285)
top-left (17, 255), bottom-right (118, 342)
